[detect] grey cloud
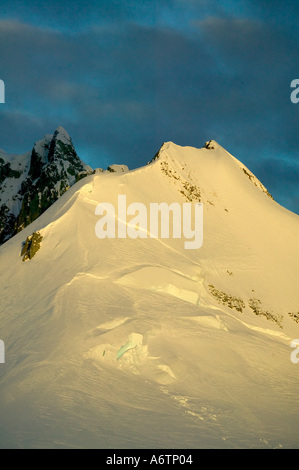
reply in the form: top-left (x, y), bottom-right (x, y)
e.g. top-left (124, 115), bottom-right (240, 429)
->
top-left (0, 0), bottom-right (173, 29)
top-left (0, 14), bottom-right (298, 213)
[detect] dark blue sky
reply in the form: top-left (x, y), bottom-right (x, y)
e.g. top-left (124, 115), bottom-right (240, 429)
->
top-left (0, 0), bottom-right (298, 213)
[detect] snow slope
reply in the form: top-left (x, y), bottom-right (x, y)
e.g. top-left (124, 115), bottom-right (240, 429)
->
top-left (0, 140), bottom-right (298, 449)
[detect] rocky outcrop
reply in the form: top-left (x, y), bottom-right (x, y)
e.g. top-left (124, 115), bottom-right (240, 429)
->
top-left (0, 127), bottom-right (92, 245)
top-left (21, 231), bottom-right (43, 261)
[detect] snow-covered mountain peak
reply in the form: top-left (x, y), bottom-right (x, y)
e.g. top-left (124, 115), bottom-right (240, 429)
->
top-left (52, 125), bottom-right (72, 145)
top-left (0, 137), bottom-right (298, 448)
top-left (31, 126), bottom-right (73, 168)
top-left (47, 126), bottom-right (78, 163)
top-left (204, 139), bottom-right (219, 150)
top-left (149, 140), bottom-right (274, 205)
top-left (0, 127), bottom-right (92, 244)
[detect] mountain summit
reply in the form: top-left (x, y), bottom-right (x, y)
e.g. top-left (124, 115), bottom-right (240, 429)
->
top-left (0, 127), bottom-right (92, 244)
top-left (0, 139), bottom-right (298, 448)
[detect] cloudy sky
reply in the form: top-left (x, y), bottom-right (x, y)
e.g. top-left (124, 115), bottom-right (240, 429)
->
top-left (0, 0), bottom-right (298, 213)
